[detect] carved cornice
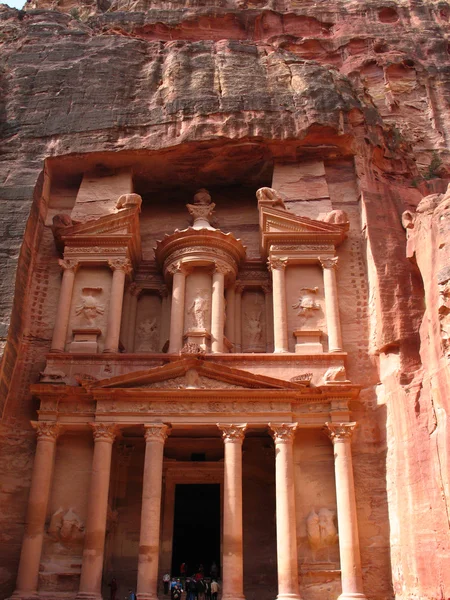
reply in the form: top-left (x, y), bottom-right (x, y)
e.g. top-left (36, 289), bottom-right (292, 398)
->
top-left (217, 423), bottom-right (247, 442)
top-left (319, 256), bottom-right (339, 270)
top-left (324, 422), bottom-right (356, 442)
top-left (144, 423), bottom-right (170, 442)
top-left (91, 422), bottom-right (118, 443)
top-left (32, 421), bottom-right (61, 441)
top-left (269, 422), bottom-right (298, 443)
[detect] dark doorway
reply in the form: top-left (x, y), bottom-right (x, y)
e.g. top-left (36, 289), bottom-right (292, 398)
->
top-left (171, 484), bottom-right (221, 577)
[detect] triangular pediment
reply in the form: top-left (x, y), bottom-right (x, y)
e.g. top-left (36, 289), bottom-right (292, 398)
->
top-left (87, 358), bottom-right (308, 391)
top-left (62, 207), bottom-right (139, 239)
top-left (259, 205), bottom-right (347, 253)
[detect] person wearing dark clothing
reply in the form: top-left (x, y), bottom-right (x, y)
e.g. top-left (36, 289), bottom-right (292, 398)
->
top-left (172, 586), bottom-right (182, 600)
top-left (108, 578), bottom-right (118, 600)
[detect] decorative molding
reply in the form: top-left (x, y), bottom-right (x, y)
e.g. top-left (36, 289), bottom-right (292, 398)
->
top-left (324, 422), bottom-right (356, 442)
top-left (144, 423), bottom-right (170, 442)
top-left (269, 422), bottom-right (298, 443)
top-left (217, 423), bottom-right (248, 442)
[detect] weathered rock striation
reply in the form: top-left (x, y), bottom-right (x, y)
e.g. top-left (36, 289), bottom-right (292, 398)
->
top-left (0, 0), bottom-right (449, 598)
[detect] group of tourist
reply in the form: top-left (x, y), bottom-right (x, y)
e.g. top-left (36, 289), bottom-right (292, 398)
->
top-left (163, 562), bottom-right (220, 600)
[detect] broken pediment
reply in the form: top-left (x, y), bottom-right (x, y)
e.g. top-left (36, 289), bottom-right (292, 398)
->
top-left (259, 205), bottom-right (348, 255)
top-left (87, 358), bottom-right (309, 391)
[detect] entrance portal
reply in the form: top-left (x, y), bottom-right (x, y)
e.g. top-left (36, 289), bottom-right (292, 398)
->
top-left (171, 484), bottom-right (221, 577)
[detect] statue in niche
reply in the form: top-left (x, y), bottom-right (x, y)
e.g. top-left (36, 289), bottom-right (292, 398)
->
top-left (292, 287), bottom-right (320, 319)
top-left (136, 318), bottom-right (159, 352)
top-left (75, 287), bottom-right (104, 326)
top-left (245, 311), bottom-right (263, 347)
top-left (306, 508), bottom-right (338, 556)
top-left (188, 289), bottom-right (209, 330)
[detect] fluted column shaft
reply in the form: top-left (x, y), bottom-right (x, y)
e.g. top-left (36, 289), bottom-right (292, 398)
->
top-left (126, 284), bottom-right (140, 352)
top-left (14, 422), bottom-right (60, 596)
top-left (137, 424), bottom-right (170, 600)
top-left (320, 257), bottom-right (343, 353)
top-left (325, 423), bottom-right (366, 600)
top-left (168, 264), bottom-right (187, 353)
top-left (225, 284), bottom-right (236, 348)
top-left (218, 424), bottom-right (247, 600)
top-left (234, 284), bottom-right (243, 353)
top-left (262, 284), bottom-right (274, 353)
top-left (160, 286), bottom-right (170, 351)
top-left (51, 259), bottom-right (79, 352)
top-left (78, 424), bottom-right (117, 600)
top-left (269, 259), bottom-right (289, 353)
top-left (104, 259), bottom-right (132, 353)
top-left (211, 267), bottom-right (226, 353)
top-left (269, 423), bottom-right (301, 600)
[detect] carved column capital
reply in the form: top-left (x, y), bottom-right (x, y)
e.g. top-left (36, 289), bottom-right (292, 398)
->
top-left (108, 258), bottom-right (133, 275)
top-left (319, 256), bottom-right (339, 270)
top-left (128, 282), bottom-right (142, 297)
top-left (144, 423), bottom-right (170, 442)
top-left (235, 281), bottom-right (245, 294)
top-left (269, 423), bottom-right (298, 444)
top-left (217, 423), bottom-right (247, 442)
top-left (158, 284), bottom-right (169, 298)
top-left (58, 258), bottom-right (79, 273)
top-left (167, 261), bottom-right (189, 276)
top-left (261, 282), bottom-right (272, 294)
top-left (32, 421), bottom-right (61, 441)
top-left (324, 422), bottom-right (356, 443)
top-left (214, 263), bottom-right (232, 276)
top-left (90, 423), bottom-right (118, 443)
top-left (268, 257), bottom-right (288, 271)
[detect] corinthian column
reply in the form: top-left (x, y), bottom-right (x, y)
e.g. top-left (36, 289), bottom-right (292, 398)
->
top-left (319, 257), bottom-right (343, 353)
top-left (325, 423), bottom-right (366, 600)
top-left (126, 283), bottom-right (141, 352)
top-left (217, 424), bottom-right (247, 600)
top-left (268, 258), bottom-right (289, 353)
top-left (269, 423), bottom-right (301, 600)
top-left (262, 283), bottom-right (274, 353)
top-left (77, 424), bottom-right (117, 600)
top-left (104, 259), bottom-right (132, 353)
top-left (51, 259), bottom-right (79, 352)
top-left (168, 262), bottom-right (187, 353)
top-left (137, 424), bottom-right (170, 600)
top-left (211, 264), bottom-right (227, 353)
top-left (225, 283), bottom-right (236, 348)
top-left (14, 422), bottom-right (60, 597)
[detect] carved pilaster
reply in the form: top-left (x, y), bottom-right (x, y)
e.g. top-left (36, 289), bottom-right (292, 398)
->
top-left (268, 257), bottom-right (288, 271)
top-left (58, 258), bottom-right (80, 273)
top-left (319, 256), bottom-right (339, 270)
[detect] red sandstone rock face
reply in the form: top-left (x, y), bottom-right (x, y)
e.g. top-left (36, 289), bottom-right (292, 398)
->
top-left (0, 0), bottom-right (450, 598)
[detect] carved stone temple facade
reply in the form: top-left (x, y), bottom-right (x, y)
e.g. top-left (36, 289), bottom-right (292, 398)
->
top-left (2, 0), bottom-right (450, 598)
top-left (9, 172), bottom-right (371, 600)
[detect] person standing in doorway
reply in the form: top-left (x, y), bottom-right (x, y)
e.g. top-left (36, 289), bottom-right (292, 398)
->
top-left (211, 580), bottom-right (219, 600)
top-left (108, 578), bottom-right (118, 600)
top-left (163, 573), bottom-right (171, 595)
top-left (210, 562), bottom-right (218, 580)
top-left (128, 589), bottom-right (137, 600)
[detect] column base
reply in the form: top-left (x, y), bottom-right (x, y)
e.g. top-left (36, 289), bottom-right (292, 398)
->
top-left (221, 595), bottom-right (246, 600)
top-left (9, 592), bottom-right (39, 600)
top-left (338, 594), bottom-right (367, 600)
top-left (137, 594), bottom-right (159, 600)
top-left (275, 594), bottom-right (302, 600)
top-left (76, 593), bottom-right (103, 600)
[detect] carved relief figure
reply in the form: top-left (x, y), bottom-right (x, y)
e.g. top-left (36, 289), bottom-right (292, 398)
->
top-left (256, 187), bottom-right (286, 209)
top-left (292, 287), bottom-right (320, 318)
top-left (136, 318), bottom-right (159, 352)
top-left (306, 507), bottom-right (338, 557)
top-left (48, 507), bottom-right (85, 544)
top-left (188, 289), bottom-right (209, 330)
top-left (75, 287), bottom-right (105, 325)
top-left (245, 311), bottom-right (263, 347)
